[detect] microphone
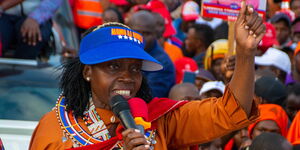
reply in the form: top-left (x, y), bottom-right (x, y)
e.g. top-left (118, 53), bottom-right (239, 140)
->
top-left (128, 98), bottom-right (151, 130)
top-left (109, 95), bottom-right (142, 133)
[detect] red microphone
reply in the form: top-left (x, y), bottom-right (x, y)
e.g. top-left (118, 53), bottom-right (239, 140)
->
top-left (128, 98), bottom-right (151, 131)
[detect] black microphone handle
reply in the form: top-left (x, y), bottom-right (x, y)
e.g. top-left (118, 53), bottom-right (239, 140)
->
top-left (118, 110), bottom-right (145, 134)
top-left (136, 125), bottom-right (145, 135)
top-left (118, 110), bottom-right (138, 129)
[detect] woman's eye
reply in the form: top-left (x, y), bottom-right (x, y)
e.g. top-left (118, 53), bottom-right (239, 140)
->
top-left (132, 66), bottom-right (141, 72)
top-left (109, 64), bottom-right (120, 70)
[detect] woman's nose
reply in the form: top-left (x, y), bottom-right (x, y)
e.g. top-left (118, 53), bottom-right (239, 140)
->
top-left (119, 70), bottom-right (134, 82)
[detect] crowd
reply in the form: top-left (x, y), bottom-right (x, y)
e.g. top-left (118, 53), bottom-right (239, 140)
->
top-left (1, 0), bottom-right (300, 149)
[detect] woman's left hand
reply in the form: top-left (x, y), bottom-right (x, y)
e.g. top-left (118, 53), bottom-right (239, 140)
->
top-left (122, 128), bottom-right (150, 150)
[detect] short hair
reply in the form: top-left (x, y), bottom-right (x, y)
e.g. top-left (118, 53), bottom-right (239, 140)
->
top-left (168, 83), bottom-right (199, 101)
top-left (249, 132), bottom-right (292, 150)
top-left (190, 24), bottom-right (215, 49)
top-left (60, 23), bottom-right (153, 117)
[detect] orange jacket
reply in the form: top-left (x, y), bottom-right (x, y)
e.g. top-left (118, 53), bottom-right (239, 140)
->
top-left (73, 0), bottom-right (103, 29)
top-left (287, 111), bottom-right (300, 145)
top-left (29, 87), bottom-right (259, 150)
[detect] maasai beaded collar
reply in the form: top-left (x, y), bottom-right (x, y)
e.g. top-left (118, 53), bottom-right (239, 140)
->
top-left (82, 98), bottom-right (111, 140)
top-left (55, 94), bottom-right (115, 147)
top-left (55, 94), bottom-right (156, 148)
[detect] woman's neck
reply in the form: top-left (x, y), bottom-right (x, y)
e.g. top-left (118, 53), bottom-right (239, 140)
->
top-left (91, 93), bottom-right (110, 110)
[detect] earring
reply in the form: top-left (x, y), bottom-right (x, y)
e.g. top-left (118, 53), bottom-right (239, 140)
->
top-left (86, 77), bottom-right (90, 81)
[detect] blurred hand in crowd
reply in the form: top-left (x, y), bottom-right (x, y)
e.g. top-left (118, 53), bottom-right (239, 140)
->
top-left (21, 17), bottom-right (42, 46)
top-left (61, 47), bottom-right (77, 63)
top-left (221, 55), bottom-right (236, 83)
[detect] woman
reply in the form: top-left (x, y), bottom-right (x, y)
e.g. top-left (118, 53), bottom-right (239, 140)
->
top-left (29, 2), bottom-right (266, 149)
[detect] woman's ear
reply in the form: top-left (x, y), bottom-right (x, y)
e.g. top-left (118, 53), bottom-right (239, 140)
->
top-left (83, 65), bottom-right (92, 81)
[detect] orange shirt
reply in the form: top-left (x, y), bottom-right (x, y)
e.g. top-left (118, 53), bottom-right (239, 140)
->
top-left (164, 41), bottom-right (184, 63)
top-left (287, 111), bottom-right (300, 145)
top-left (29, 87), bottom-right (259, 150)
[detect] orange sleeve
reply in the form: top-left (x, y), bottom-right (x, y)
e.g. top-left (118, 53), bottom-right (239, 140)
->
top-left (29, 110), bottom-right (73, 150)
top-left (157, 86), bottom-right (259, 148)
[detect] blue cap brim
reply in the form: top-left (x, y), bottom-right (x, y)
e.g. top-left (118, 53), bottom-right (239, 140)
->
top-left (80, 41), bottom-right (163, 71)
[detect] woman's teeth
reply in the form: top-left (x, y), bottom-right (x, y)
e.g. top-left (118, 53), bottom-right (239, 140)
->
top-left (115, 90), bottom-right (130, 96)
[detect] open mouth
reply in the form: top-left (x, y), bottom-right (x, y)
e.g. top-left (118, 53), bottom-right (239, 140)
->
top-left (114, 90), bottom-right (131, 98)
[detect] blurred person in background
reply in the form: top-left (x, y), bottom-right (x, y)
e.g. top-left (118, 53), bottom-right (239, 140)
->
top-left (129, 0), bottom-right (177, 40)
top-left (153, 12), bottom-right (184, 63)
top-left (255, 76), bottom-right (287, 106)
top-left (248, 104), bottom-right (289, 139)
top-left (249, 132), bottom-right (292, 150)
top-left (195, 3), bottom-right (229, 40)
top-left (173, 1), bottom-right (199, 41)
top-left (168, 82), bottom-right (200, 101)
top-left (109, 0), bottom-right (131, 15)
top-left (0, 0), bottom-right (62, 59)
top-left (287, 111), bottom-right (300, 146)
top-left (198, 138), bottom-right (223, 150)
top-left (288, 44), bottom-right (300, 84)
top-left (127, 0), bottom-right (183, 49)
top-left (70, 0), bottom-right (105, 39)
top-left (128, 10), bottom-right (175, 98)
top-left (270, 12), bottom-right (293, 49)
top-left (255, 47), bottom-right (291, 83)
top-left (291, 18), bottom-right (300, 43)
top-left (257, 22), bottom-right (279, 56)
top-left (267, 0), bottom-right (281, 19)
top-left (285, 83), bottom-right (300, 120)
top-left (291, 0), bottom-right (300, 18)
top-left (161, 0), bottom-right (181, 18)
top-left (174, 57), bottom-right (198, 84)
top-left (199, 81), bottom-right (225, 99)
top-left (195, 68), bottom-right (216, 90)
top-left (184, 24), bottom-right (215, 69)
top-left (254, 68), bottom-right (277, 81)
top-left (102, 7), bottom-right (124, 24)
top-left (204, 39), bottom-right (229, 82)
top-left (224, 128), bottom-right (252, 150)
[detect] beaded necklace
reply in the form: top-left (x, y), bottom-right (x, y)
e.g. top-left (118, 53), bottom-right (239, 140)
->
top-left (55, 95), bottom-right (156, 149)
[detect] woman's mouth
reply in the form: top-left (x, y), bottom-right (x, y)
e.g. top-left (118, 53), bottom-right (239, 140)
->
top-left (114, 90), bottom-right (131, 99)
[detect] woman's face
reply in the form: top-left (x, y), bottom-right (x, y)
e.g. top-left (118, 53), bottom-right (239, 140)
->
top-left (84, 58), bottom-right (143, 109)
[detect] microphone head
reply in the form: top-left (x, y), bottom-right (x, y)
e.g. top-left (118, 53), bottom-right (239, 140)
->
top-left (109, 95), bottom-right (130, 118)
top-left (128, 98), bottom-right (149, 121)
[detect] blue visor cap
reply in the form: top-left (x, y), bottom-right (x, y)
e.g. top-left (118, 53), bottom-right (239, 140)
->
top-left (79, 26), bottom-right (163, 71)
